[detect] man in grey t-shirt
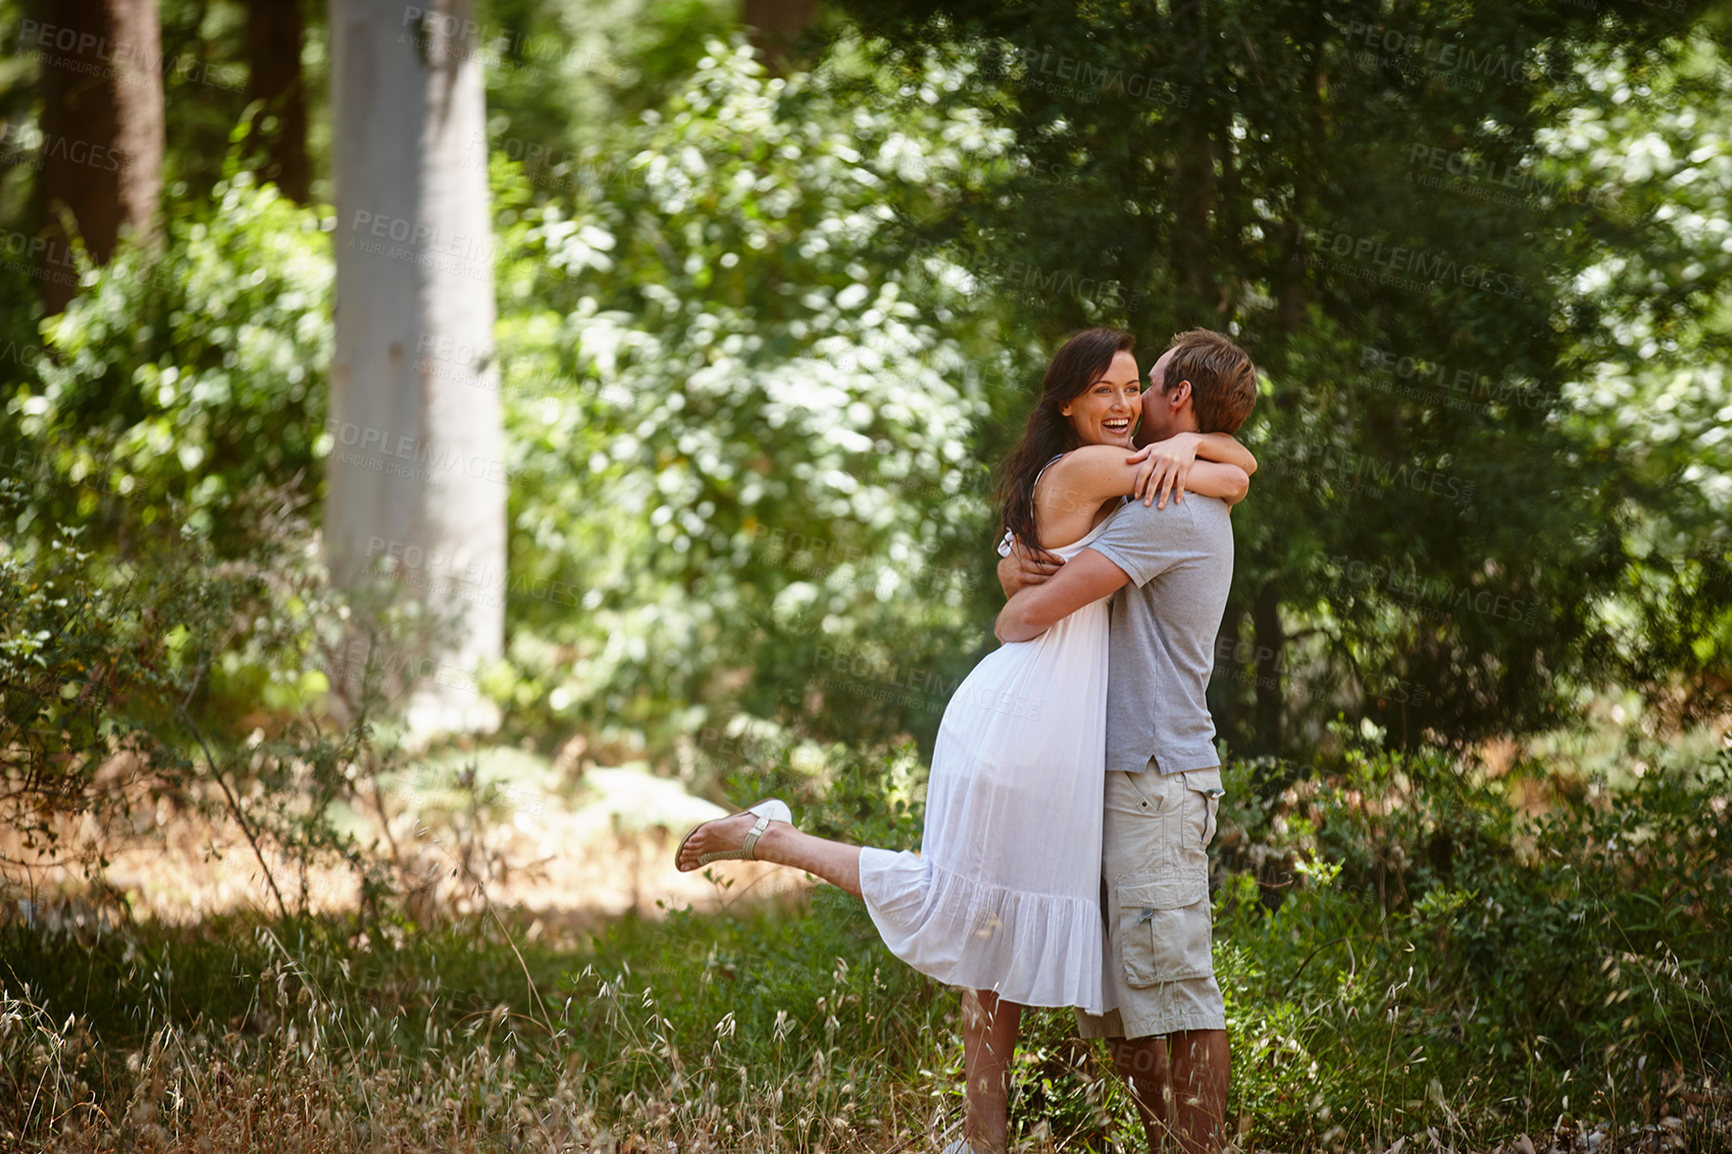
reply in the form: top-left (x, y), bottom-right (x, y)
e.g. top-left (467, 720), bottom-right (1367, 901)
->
top-left (995, 329), bottom-right (1258, 1154)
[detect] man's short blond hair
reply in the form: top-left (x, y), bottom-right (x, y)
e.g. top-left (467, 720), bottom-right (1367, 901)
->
top-left (1164, 329), bottom-right (1258, 434)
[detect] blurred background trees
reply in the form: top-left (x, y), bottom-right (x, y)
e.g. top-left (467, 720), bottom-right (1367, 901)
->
top-left (834, 0), bottom-right (1732, 760)
top-left (0, 0), bottom-right (1727, 783)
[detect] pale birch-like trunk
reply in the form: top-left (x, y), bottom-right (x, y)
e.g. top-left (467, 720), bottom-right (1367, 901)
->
top-left (325, 0), bottom-right (504, 736)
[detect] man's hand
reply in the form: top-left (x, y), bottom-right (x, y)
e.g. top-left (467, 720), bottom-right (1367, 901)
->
top-left (996, 549), bottom-right (1132, 643)
top-left (996, 537), bottom-right (1064, 598)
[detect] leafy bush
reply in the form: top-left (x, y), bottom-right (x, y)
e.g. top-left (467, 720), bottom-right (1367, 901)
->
top-left (0, 478), bottom-right (379, 921)
top-left (491, 39), bottom-right (1027, 759)
top-left (4, 173), bottom-right (332, 558)
top-left (1221, 745), bottom-right (1732, 1149)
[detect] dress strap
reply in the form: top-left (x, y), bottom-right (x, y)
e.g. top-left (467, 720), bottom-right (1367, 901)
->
top-left (1001, 452), bottom-right (1071, 558)
top-left (1032, 451), bottom-right (1069, 495)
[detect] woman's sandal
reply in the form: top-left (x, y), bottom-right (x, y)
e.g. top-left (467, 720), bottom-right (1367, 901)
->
top-left (675, 799), bottom-right (792, 870)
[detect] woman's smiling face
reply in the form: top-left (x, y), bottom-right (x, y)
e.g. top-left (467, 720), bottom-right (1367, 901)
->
top-left (1061, 350), bottom-right (1143, 448)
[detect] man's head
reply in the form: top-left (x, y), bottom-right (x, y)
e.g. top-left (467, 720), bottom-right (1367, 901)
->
top-left (1136, 329), bottom-right (1259, 446)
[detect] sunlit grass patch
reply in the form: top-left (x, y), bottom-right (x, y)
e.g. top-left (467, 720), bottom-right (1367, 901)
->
top-left (2, 744), bottom-right (1728, 1152)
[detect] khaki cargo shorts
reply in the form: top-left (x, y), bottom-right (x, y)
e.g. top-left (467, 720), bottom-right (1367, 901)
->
top-left (1075, 767), bottom-right (1226, 1040)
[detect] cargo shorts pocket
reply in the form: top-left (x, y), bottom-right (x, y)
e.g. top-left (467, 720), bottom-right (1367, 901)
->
top-left (1117, 873), bottom-right (1214, 988)
top-left (1179, 771), bottom-right (1223, 849)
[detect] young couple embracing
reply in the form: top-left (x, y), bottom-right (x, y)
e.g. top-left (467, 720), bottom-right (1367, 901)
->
top-left (678, 326), bottom-right (1259, 1154)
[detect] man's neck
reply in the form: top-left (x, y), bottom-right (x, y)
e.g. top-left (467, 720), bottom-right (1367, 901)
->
top-left (1137, 419), bottom-right (1200, 449)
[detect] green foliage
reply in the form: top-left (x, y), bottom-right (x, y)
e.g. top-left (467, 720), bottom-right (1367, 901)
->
top-left (1545, 34), bottom-right (1732, 723)
top-left (834, 1), bottom-right (1732, 755)
top-left (156, 0), bottom-right (258, 205)
top-left (1220, 746), bottom-right (1731, 1148)
top-left (493, 40), bottom-right (1023, 755)
top-left (5, 175), bottom-right (332, 558)
top-left (0, 478), bottom-right (373, 918)
top-left (480, 0), bottom-right (738, 143)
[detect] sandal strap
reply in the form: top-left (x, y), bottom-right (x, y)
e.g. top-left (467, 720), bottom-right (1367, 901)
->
top-left (739, 813), bottom-right (772, 860)
top-left (686, 800), bottom-right (789, 868)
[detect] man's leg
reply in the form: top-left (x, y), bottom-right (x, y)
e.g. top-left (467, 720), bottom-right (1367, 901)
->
top-left (961, 989), bottom-right (1023, 1154)
top-left (1169, 1029), bottom-right (1229, 1153)
top-left (676, 813), bottom-right (863, 897)
top-left (1108, 1035), bottom-right (1174, 1152)
top-left (1084, 769), bottom-right (1230, 1153)
top-left (1107, 1030), bottom-right (1229, 1154)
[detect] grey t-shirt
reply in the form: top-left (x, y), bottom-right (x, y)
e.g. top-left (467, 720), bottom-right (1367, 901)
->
top-left (1084, 494), bottom-right (1233, 775)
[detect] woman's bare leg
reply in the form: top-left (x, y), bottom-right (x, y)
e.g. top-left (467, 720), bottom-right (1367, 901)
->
top-left (676, 813), bottom-right (863, 898)
top-left (679, 816), bottom-right (1022, 1147)
top-left (962, 989), bottom-right (1022, 1153)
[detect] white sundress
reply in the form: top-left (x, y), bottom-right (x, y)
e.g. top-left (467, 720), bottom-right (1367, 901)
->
top-left (857, 489), bottom-right (1114, 1014)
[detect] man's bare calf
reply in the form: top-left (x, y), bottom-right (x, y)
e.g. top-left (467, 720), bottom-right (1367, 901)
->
top-left (1108, 1029), bottom-right (1230, 1154)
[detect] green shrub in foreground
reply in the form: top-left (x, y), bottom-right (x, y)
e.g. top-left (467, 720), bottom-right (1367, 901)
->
top-left (1221, 747), bottom-right (1732, 1149)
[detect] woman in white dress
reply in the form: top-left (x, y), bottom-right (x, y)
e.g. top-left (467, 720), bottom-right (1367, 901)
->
top-left (676, 327), bottom-right (1256, 1153)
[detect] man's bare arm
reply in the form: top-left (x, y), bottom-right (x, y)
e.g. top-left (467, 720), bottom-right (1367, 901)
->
top-left (995, 549), bottom-right (1132, 643)
top-left (1048, 444), bottom-right (1250, 515)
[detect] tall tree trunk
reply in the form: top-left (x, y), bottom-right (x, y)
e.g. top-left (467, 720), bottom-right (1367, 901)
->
top-left (743, 0), bottom-right (816, 73)
top-left (1168, 0), bottom-right (1216, 319)
top-left (245, 0), bottom-right (310, 201)
top-left (1252, 579), bottom-right (1285, 754)
top-left (1210, 602), bottom-right (1247, 752)
top-left (34, 0), bottom-right (164, 315)
top-left (326, 0), bottom-right (504, 736)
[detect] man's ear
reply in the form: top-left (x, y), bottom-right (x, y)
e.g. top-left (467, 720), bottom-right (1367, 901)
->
top-left (1170, 379), bottom-right (1193, 410)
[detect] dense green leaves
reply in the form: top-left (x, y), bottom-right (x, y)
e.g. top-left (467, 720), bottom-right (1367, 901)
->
top-left (7, 176), bottom-right (332, 557)
top-left (1208, 739), bottom-right (1732, 1145)
top-left (492, 42), bottom-right (1025, 751)
top-left (832, 0), bottom-right (1732, 755)
top-left (3, 3), bottom-right (1724, 766)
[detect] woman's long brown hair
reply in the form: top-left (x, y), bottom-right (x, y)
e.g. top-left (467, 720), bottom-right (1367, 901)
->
top-left (993, 327), bottom-right (1136, 555)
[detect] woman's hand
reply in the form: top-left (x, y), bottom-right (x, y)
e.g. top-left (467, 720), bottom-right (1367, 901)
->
top-left (997, 537), bottom-right (1065, 597)
top-left (1125, 432), bottom-right (1202, 509)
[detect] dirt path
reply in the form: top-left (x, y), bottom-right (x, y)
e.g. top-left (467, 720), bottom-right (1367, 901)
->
top-left (1, 763), bottom-right (812, 941)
